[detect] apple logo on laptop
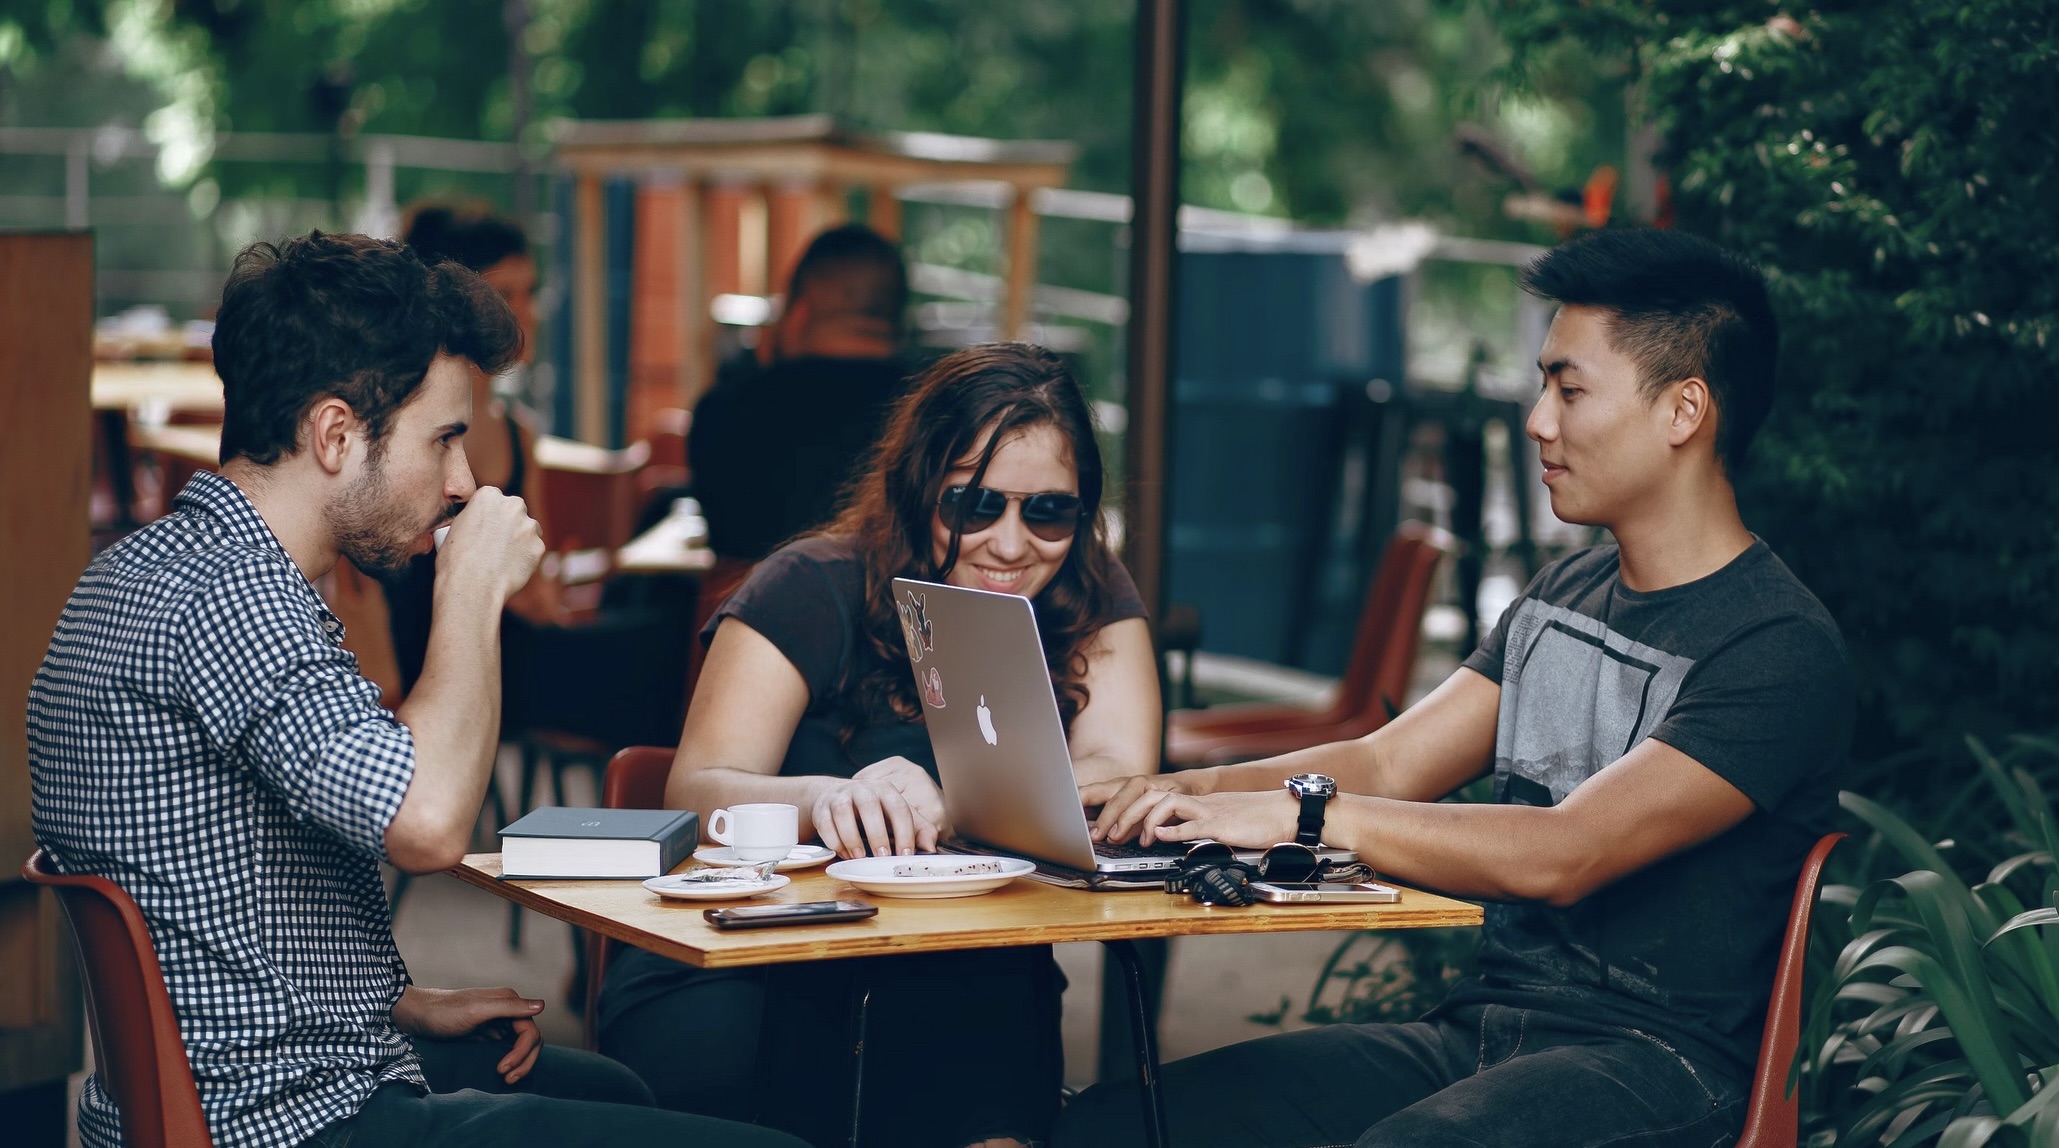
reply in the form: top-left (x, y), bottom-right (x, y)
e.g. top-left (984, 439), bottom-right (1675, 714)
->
top-left (976, 696), bottom-right (998, 746)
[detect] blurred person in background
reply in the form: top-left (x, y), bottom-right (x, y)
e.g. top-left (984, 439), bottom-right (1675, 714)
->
top-left (688, 223), bottom-right (914, 561)
top-left (326, 201), bottom-right (560, 700)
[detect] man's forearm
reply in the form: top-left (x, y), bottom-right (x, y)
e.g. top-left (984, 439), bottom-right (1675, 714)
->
top-left (1326, 795), bottom-right (1584, 905)
top-left (1187, 737), bottom-right (1386, 797)
top-left (388, 587), bottom-right (504, 869)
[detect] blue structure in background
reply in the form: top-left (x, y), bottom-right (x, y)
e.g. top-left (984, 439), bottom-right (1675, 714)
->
top-left (548, 177), bottom-right (638, 447)
top-left (1170, 243), bottom-right (1406, 676)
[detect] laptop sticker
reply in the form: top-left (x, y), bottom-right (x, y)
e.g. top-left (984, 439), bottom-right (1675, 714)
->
top-left (921, 666), bottom-right (947, 709)
top-left (898, 591), bottom-right (934, 661)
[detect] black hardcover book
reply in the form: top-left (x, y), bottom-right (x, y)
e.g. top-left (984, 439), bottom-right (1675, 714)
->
top-left (499, 807), bottom-right (699, 879)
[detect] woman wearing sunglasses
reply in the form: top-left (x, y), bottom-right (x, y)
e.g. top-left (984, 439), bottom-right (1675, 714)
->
top-left (596, 343), bottom-right (1161, 1147)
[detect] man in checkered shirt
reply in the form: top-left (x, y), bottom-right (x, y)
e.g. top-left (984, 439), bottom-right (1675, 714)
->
top-left (30, 232), bottom-right (802, 1148)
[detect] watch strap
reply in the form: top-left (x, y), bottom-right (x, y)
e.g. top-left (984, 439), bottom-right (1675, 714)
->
top-left (1294, 791), bottom-right (1326, 847)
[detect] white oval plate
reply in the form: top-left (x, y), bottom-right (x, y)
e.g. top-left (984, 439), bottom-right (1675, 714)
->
top-left (643, 872), bottom-right (791, 901)
top-left (825, 855), bottom-right (1034, 899)
top-left (692, 844), bottom-right (836, 872)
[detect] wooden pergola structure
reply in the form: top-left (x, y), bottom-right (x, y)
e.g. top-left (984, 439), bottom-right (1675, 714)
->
top-left (549, 114), bottom-right (1075, 444)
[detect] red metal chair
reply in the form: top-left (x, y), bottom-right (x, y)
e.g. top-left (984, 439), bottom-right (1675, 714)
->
top-left (580, 746), bottom-right (679, 1049)
top-left (1737, 830), bottom-right (1845, 1148)
top-left (1165, 522), bottom-right (1455, 767)
top-left (21, 849), bottom-right (213, 1148)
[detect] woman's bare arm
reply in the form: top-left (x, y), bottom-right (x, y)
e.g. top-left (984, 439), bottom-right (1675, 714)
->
top-left (667, 618), bottom-right (940, 856)
top-left (1064, 617), bottom-right (1163, 787)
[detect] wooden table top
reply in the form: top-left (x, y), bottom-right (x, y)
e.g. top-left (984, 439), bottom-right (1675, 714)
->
top-left (92, 361), bottom-right (224, 413)
top-left (454, 853), bottom-right (1482, 969)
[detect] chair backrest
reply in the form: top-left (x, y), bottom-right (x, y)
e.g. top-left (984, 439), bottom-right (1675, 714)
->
top-left (535, 435), bottom-right (652, 554)
top-left (21, 850), bottom-right (213, 1148)
top-left (585, 747), bottom-right (680, 1046)
top-left (601, 746), bottom-right (677, 813)
top-left (1737, 831), bottom-right (1845, 1148)
top-left (1327, 522), bottom-right (1455, 725)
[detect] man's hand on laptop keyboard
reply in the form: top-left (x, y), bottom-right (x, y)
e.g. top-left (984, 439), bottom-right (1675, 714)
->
top-left (1082, 772), bottom-right (1202, 845)
top-left (1122, 789), bottom-right (1299, 849)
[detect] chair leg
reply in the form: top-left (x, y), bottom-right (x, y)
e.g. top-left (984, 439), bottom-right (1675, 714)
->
top-left (1108, 939), bottom-right (1171, 1148)
top-left (847, 982), bottom-right (874, 1148)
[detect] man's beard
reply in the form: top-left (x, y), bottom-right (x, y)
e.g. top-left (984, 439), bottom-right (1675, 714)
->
top-left (330, 450), bottom-right (453, 581)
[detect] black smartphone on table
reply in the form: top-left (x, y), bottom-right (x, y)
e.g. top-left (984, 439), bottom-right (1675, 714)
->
top-left (703, 900), bottom-right (879, 929)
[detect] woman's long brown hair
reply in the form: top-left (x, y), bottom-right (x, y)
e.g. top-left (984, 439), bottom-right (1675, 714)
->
top-left (823, 343), bottom-right (1124, 741)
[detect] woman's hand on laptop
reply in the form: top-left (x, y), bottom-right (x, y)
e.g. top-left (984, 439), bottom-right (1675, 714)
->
top-left (1083, 772), bottom-right (1203, 845)
top-left (814, 758), bottom-right (945, 858)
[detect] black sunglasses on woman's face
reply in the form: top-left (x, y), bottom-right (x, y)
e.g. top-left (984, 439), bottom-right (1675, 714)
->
top-left (938, 485), bottom-right (1083, 543)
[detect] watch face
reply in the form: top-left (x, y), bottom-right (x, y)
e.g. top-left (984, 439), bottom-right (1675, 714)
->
top-left (1287, 773), bottom-right (1338, 799)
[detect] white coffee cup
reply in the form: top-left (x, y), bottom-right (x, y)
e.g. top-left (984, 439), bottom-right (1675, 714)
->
top-left (708, 803), bottom-right (800, 862)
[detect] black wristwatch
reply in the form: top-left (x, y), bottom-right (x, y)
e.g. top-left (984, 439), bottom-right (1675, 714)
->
top-left (1284, 773), bottom-right (1338, 847)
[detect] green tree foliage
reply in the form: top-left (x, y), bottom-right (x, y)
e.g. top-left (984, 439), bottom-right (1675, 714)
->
top-left (1503, 1), bottom-right (2059, 764)
top-left (4, 1), bottom-right (1624, 234)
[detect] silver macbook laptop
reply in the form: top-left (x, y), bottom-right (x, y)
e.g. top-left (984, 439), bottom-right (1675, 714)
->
top-left (891, 577), bottom-right (1356, 877)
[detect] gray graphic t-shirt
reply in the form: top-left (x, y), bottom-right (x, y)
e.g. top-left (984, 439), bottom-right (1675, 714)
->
top-left (1449, 539), bottom-right (1851, 1083)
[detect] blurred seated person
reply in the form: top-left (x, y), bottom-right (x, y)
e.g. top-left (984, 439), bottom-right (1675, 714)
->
top-left (324, 201), bottom-right (558, 703)
top-left (688, 223), bottom-right (914, 560)
top-left (409, 201), bottom-right (692, 749)
top-left (599, 344), bottom-right (1162, 1146)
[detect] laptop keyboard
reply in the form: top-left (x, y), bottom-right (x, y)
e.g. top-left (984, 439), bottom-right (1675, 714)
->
top-left (1094, 839), bottom-right (1188, 860)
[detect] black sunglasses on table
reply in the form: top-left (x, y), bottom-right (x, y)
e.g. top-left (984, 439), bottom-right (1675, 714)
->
top-left (938, 485), bottom-right (1083, 542)
top-left (1162, 841), bottom-right (1328, 905)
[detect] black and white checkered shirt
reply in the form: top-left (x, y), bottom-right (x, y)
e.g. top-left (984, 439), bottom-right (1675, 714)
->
top-left (30, 471), bottom-right (426, 1148)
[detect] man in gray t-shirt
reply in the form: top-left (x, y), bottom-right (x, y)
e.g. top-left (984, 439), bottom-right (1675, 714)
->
top-left (1060, 229), bottom-right (1853, 1148)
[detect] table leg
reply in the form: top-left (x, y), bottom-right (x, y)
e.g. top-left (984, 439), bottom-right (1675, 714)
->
top-left (100, 410), bottom-right (138, 531)
top-left (1107, 939), bottom-right (1171, 1148)
top-left (847, 982), bottom-right (873, 1148)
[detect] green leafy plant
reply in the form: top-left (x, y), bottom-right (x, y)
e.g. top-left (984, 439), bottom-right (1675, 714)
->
top-left (1500, 0), bottom-right (2059, 766)
top-left (1250, 926), bottom-right (1480, 1031)
top-left (1803, 737), bottom-right (2059, 1146)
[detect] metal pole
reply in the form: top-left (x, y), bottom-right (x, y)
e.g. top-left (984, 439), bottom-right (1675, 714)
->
top-left (1104, 2), bottom-right (1185, 1102)
top-left (65, 136), bottom-right (88, 229)
top-left (505, 0), bottom-right (535, 222)
top-left (1123, 0), bottom-right (1185, 626)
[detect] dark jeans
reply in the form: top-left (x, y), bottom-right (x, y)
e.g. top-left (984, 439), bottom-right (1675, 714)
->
top-left (1054, 1003), bottom-right (1747, 1148)
top-left (599, 943), bottom-right (1065, 1147)
top-left (303, 1034), bottom-right (806, 1147)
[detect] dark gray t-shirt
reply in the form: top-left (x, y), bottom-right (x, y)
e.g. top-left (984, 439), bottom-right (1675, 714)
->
top-left (707, 534), bottom-right (1148, 782)
top-left (1449, 538), bottom-right (1852, 1083)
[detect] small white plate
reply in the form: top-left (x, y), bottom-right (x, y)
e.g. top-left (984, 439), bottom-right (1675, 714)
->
top-left (643, 872), bottom-right (791, 901)
top-left (825, 855), bottom-right (1034, 899)
top-left (692, 844), bottom-right (836, 872)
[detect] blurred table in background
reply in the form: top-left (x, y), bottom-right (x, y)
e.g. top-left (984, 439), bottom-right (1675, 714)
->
top-left (92, 362), bottom-right (224, 531)
top-left (91, 361), bottom-right (223, 415)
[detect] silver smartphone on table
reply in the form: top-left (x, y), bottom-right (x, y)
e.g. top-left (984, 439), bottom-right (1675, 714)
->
top-left (1249, 881), bottom-right (1401, 904)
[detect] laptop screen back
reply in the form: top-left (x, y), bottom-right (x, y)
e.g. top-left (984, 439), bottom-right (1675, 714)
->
top-left (890, 577), bottom-right (1101, 871)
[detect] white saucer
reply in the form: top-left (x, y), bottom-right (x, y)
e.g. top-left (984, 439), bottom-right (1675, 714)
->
top-left (825, 855), bottom-right (1034, 899)
top-left (692, 844), bottom-right (836, 872)
top-left (643, 872), bottom-right (791, 901)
